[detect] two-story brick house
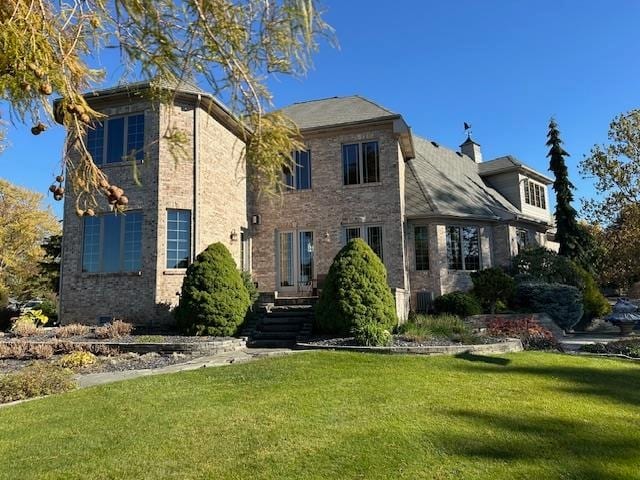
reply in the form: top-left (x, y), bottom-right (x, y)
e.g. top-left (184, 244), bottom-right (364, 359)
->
top-left (59, 83), bottom-right (555, 326)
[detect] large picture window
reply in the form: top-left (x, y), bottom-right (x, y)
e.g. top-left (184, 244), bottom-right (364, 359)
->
top-left (414, 226), bottom-right (429, 271)
top-left (343, 225), bottom-right (383, 260)
top-left (342, 141), bottom-right (379, 185)
top-left (166, 210), bottom-right (191, 269)
top-left (82, 212), bottom-right (143, 273)
top-left (283, 150), bottom-right (312, 190)
top-left (446, 226), bottom-right (480, 271)
top-left (87, 113), bottom-right (145, 165)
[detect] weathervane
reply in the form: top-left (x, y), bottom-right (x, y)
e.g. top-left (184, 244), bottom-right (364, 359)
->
top-left (464, 122), bottom-right (472, 138)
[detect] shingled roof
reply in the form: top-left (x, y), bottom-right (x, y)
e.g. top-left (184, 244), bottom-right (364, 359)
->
top-left (405, 135), bottom-right (521, 220)
top-left (279, 95), bottom-right (400, 130)
top-left (479, 155), bottom-right (553, 184)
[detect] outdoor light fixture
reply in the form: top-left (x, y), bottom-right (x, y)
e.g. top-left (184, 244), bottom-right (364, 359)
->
top-left (230, 230), bottom-right (239, 241)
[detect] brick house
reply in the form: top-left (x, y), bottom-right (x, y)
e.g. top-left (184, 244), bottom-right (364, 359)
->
top-left (59, 83), bottom-right (556, 326)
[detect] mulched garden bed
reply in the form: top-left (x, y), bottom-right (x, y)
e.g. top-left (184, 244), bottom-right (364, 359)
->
top-left (0, 351), bottom-right (197, 375)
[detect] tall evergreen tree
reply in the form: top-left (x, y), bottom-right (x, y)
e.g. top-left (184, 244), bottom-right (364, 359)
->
top-left (546, 118), bottom-right (582, 259)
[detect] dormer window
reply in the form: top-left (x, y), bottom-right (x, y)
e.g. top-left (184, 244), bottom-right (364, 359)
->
top-left (523, 179), bottom-right (546, 209)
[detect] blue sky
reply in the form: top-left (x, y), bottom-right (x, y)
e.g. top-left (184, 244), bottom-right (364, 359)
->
top-left (2, 0), bottom-right (639, 219)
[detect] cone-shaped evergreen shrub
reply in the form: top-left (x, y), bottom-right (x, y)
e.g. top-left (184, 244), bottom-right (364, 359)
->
top-left (315, 238), bottom-right (397, 336)
top-left (175, 243), bottom-right (250, 336)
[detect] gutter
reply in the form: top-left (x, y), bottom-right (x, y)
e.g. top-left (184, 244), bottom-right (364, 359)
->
top-left (193, 94), bottom-right (201, 259)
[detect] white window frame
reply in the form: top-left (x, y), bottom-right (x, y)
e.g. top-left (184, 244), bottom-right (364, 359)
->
top-left (523, 179), bottom-right (547, 209)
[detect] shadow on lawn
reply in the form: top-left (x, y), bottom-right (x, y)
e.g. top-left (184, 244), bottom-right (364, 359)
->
top-left (454, 352), bottom-right (511, 366)
top-left (436, 409), bottom-right (640, 479)
top-left (456, 361), bottom-right (640, 408)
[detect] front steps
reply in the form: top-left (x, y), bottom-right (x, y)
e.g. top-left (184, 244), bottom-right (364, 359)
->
top-left (246, 296), bottom-right (316, 348)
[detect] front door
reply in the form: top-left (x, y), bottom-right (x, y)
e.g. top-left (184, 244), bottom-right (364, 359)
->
top-left (277, 230), bottom-right (314, 295)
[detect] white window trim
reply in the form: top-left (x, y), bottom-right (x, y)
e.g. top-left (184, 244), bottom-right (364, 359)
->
top-left (166, 209), bottom-right (192, 270)
top-left (523, 179), bottom-right (547, 209)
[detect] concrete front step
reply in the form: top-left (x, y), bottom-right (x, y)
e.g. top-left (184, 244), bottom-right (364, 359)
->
top-left (274, 296), bottom-right (318, 306)
top-left (257, 324), bottom-right (302, 333)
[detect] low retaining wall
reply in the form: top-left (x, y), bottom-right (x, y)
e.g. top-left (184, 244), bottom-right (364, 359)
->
top-left (0, 338), bottom-right (246, 355)
top-left (296, 338), bottom-right (523, 355)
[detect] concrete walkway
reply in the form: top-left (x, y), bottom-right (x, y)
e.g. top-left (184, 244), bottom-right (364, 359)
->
top-left (77, 347), bottom-right (297, 388)
top-left (560, 332), bottom-right (638, 352)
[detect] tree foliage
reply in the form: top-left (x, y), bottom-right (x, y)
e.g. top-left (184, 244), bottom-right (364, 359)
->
top-left (315, 239), bottom-right (397, 336)
top-left (175, 242), bottom-right (250, 336)
top-left (580, 110), bottom-right (640, 287)
top-left (0, 0), bottom-right (333, 211)
top-left (581, 109), bottom-right (640, 223)
top-left (546, 118), bottom-right (582, 260)
top-left (471, 267), bottom-right (516, 314)
top-left (0, 178), bottom-right (60, 299)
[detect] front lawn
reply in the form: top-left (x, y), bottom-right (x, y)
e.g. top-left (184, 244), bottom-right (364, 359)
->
top-left (1, 352), bottom-right (639, 479)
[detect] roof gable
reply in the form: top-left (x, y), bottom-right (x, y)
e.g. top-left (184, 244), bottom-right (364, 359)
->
top-left (279, 95), bottom-right (399, 130)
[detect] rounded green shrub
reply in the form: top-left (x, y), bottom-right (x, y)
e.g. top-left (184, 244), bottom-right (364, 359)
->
top-left (433, 292), bottom-right (481, 317)
top-left (315, 238), bottom-right (397, 337)
top-left (471, 267), bottom-right (516, 313)
top-left (352, 322), bottom-right (392, 347)
top-left (511, 247), bottom-right (583, 288)
top-left (175, 243), bottom-right (250, 336)
top-left (514, 282), bottom-right (583, 331)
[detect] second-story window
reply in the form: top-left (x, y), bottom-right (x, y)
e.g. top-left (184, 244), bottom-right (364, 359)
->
top-left (87, 113), bottom-right (145, 165)
top-left (342, 141), bottom-right (379, 185)
top-left (283, 150), bottom-right (312, 190)
top-left (523, 179), bottom-right (546, 209)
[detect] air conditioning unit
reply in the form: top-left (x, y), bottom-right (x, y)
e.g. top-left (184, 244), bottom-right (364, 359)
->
top-left (416, 291), bottom-right (434, 313)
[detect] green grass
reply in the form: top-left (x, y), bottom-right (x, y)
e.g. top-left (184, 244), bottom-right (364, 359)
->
top-left (1, 352), bottom-right (640, 479)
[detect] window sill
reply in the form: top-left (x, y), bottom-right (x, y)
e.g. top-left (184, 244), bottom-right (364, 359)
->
top-left (283, 188), bottom-right (313, 194)
top-left (342, 182), bottom-right (382, 189)
top-left (163, 269), bottom-right (187, 275)
top-left (81, 271), bottom-right (142, 277)
top-left (98, 159), bottom-right (144, 169)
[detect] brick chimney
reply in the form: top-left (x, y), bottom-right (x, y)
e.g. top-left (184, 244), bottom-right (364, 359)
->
top-left (460, 135), bottom-right (482, 163)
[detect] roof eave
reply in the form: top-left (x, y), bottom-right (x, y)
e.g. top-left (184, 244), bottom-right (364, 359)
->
top-left (479, 165), bottom-right (553, 184)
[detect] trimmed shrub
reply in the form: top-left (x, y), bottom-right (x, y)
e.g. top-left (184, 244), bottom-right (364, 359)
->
top-left (433, 292), bottom-right (481, 317)
top-left (352, 323), bottom-right (391, 347)
top-left (576, 266), bottom-right (611, 321)
top-left (511, 247), bottom-right (583, 288)
top-left (315, 239), bottom-right (397, 337)
top-left (39, 299), bottom-right (58, 326)
top-left (513, 282), bottom-right (583, 331)
top-left (175, 243), bottom-right (250, 336)
top-left (0, 363), bottom-right (76, 404)
top-left (241, 270), bottom-right (259, 307)
top-left (471, 268), bottom-right (516, 313)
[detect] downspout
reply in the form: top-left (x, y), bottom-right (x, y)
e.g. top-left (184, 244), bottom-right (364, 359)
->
top-left (193, 95), bottom-right (201, 259)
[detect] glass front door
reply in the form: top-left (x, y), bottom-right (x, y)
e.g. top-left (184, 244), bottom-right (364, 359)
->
top-left (278, 230), bottom-right (314, 294)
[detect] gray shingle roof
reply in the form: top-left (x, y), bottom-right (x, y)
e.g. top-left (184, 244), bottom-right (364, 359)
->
top-left (406, 135), bottom-right (520, 219)
top-left (279, 96), bottom-right (399, 130)
top-left (479, 155), bottom-right (553, 184)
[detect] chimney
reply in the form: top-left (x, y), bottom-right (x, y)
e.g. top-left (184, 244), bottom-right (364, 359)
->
top-left (460, 135), bottom-right (482, 163)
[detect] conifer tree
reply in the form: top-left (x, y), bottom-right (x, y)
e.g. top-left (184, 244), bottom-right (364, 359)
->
top-left (547, 118), bottom-right (582, 259)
